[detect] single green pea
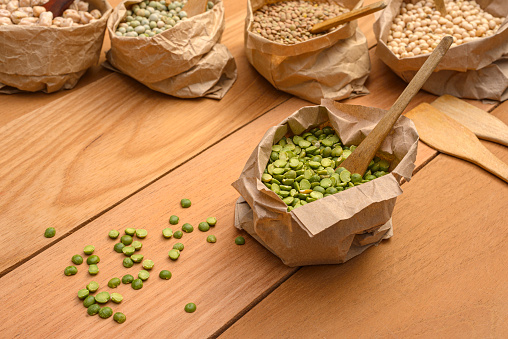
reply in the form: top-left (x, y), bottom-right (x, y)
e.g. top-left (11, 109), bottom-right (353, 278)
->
top-left (95, 291), bottom-right (110, 304)
top-left (198, 222), bottom-right (210, 232)
top-left (162, 228), bottom-right (173, 239)
top-left (173, 243), bottom-right (184, 251)
top-left (184, 303), bottom-right (196, 313)
top-left (235, 236), bottom-right (245, 245)
top-left (87, 281), bottom-right (99, 292)
top-left (83, 245), bottom-right (95, 255)
top-left (159, 270), bottom-right (172, 280)
top-left (123, 258), bottom-right (134, 268)
top-left (135, 229), bottom-right (148, 238)
top-left (168, 249), bottom-right (180, 261)
top-left (131, 254), bottom-right (144, 263)
top-left (142, 260), bottom-right (155, 270)
top-left (88, 264), bottom-right (99, 275)
top-left (86, 255), bottom-right (100, 265)
top-left (83, 295), bottom-right (95, 308)
top-left (125, 228), bottom-right (136, 236)
top-left (182, 223), bottom-right (193, 233)
top-left (108, 278), bottom-right (121, 288)
top-left (114, 312), bottom-right (126, 324)
top-left (71, 255), bottom-right (83, 265)
top-left (351, 173), bottom-right (362, 183)
top-left (122, 274), bottom-right (134, 284)
top-left (122, 246), bottom-right (135, 256)
top-left (77, 289), bottom-right (90, 300)
top-left (44, 227), bottom-right (56, 238)
top-left (207, 235), bottom-right (217, 243)
top-left (121, 235), bottom-right (133, 245)
top-left (64, 266), bottom-right (78, 276)
top-left (87, 304), bottom-right (101, 316)
top-left (173, 230), bottom-right (183, 239)
top-left (138, 270), bottom-right (150, 281)
top-left (132, 240), bottom-right (143, 251)
top-left (114, 242), bottom-right (125, 253)
top-left (131, 278), bottom-right (143, 290)
top-left (99, 306), bottom-right (113, 319)
top-left (108, 230), bottom-right (120, 239)
top-left (169, 215), bottom-right (179, 225)
top-left (180, 199), bottom-right (191, 208)
top-left (206, 217), bottom-right (217, 226)
top-left (111, 293), bottom-right (123, 304)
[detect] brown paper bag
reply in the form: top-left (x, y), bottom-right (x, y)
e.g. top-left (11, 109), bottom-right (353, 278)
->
top-left (244, 0), bottom-right (370, 104)
top-left (0, 0), bottom-right (112, 93)
top-left (103, 0), bottom-right (237, 99)
top-left (374, 0), bottom-right (508, 101)
top-left (232, 99), bottom-right (418, 266)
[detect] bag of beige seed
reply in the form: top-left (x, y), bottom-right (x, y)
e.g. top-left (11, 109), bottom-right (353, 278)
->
top-left (245, 0), bottom-right (370, 104)
top-left (0, 0), bottom-right (112, 93)
top-left (375, 0), bottom-right (508, 101)
top-left (232, 99), bottom-right (419, 267)
top-left (103, 0), bottom-right (237, 99)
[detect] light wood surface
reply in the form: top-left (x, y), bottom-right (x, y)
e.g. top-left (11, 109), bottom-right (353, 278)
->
top-left (431, 94), bottom-right (508, 146)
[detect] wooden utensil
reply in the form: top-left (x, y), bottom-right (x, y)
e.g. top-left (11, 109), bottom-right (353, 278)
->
top-left (339, 36), bottom-right (453, 176)
top-left (310, 1), bottom-right (386, 34)
top-left (42, 0), bottom-right (74, 17)
top-left (431, 94), bottom-right (508, 147)
top-left (434, 0), bottom-right (447, 16)
top-left (406, 103), bottom-right (508, 182)
top-left (182, 0), bottom-right (208, 18)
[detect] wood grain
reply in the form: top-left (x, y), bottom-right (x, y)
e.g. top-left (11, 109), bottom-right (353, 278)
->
top-left (220, 103), bottom-right (508, 339)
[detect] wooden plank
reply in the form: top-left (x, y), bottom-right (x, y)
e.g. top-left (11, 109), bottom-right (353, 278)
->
top-left (220, 103), bottom-right (508, 338)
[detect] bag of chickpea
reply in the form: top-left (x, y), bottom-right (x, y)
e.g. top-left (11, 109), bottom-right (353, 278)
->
top-left (375, 0), bottom-right (508, 101)
top-left (232, 99), bottom-right (419, 266)
top-left (103, 0), bottom-right (237, 99)
top-left (244, 0), bottom-right (371, 104)
top-left (0, 0), bottom-right (112, 93)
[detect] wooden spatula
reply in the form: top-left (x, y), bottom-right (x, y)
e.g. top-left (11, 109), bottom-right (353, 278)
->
top-left (182, 0), bottom-right (208, 18)
top-left (43, 0), bottom-right (74, 17)
top-left (339, 35), bottom-right (453, 176)
top-left (406, 103), bottom-right (508, 182)
top-left (310, 1), bottom-right (386, 34)
top-left (434, 0), bottom-right (447, 16)
top-left (431, 95), bottom-right (508, 147)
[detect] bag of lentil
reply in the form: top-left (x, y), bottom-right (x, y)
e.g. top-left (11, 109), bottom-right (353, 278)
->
top-left (0, 0), bottom-right (112, 93)
top-left (103, 0), bottom-right (237, 99)
top-left (232, 99), bottom-right (418, 267)
top-left (244, 0), bottom-right (370, 104)
top-left (374, 0), bottom-right (508, 101)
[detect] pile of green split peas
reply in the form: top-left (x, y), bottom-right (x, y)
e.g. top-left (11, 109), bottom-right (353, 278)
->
top-left (263, 126), bottom-right (391, 211)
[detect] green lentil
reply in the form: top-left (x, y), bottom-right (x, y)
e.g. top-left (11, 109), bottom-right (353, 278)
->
top-left (135, 229), bottom-right (148, 238)
top-left (95, 291), bottom-right (110, 304)
top-left (182, 223), bottom-right (193, 233)
top-left (88, 264), bottom-right (99, 275)
top-left (123, 258), bottom-right (134, 268)
top-left (142, 260), bottom-right (155, 270)
top-left (138, 270), bottom-right (150, 281)
top-left (235, 236), bottom-right (245, 245)
top-left (108, 278), bottom-right (121, 288)
top-left (114, 242), bottom-right (125, 253)
top-left (173, 230), bottom-right (183, 239)
top-left (162, 228), bottom-right (173, 238)
top-left (122, 274), bottom-right (134, 284)
top-left (83, 245), bottom-right (95, 255)
top-left (77, 289), bottom-right (90, 300)
top-left (173, 243), bottom-right (184, 251)
top-left (122, 246), bottom-right (135, 256)
top-left (44, 227), bottom-right (56, 238)
top-left (99, 306), bottom-right (113, 319)
top-left (121, 235), bottom-right (133, 245)
top-left (71, 255), bottom-right (83, 265)
top-left (111, 292), bottom-right (123, 303)
top-left (169, 215), bottom-right (179, 225)
top-left (83, 295), bottom-right (95, 308)
top-left (113, 312), bottom-right (126, 324)
top-left (132, 240), bottom-right (143, 250)
top-left (87, 281), bottom-right (99, 292)
top-left (206, 235), bottom-right (217, 243)
top-left (168, 249), bottom-right (180, 260)
top-left (184, 303), bottom-right (196, 313)
top-left (159, 270), bottom-right (172, 280)
top-left (125, 228), bottom-right (136, 236)
top-left (206, 217), bottom-right (217, 226)
top-left (131, 278), bottom-right (143, 290)
top-left (131, 254), bottom-right (144, 263)
top-left (108, 230), bottom-right (120, 239)
top-left (86, 255), bottom-right (100, 265)
top-left (198, 222), bottom-right (210, 232)
top-left (64, 266), bottom-right (78, 276)
top-left (180, 199), bottom-right (191, 208)
top-left (87, 304), bottom-right (101, 316)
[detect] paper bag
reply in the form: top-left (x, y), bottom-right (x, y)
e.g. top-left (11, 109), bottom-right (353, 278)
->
top-left (232, 99), bottom-right (418, 266)
top-left (244, 0), bottom-right (370, 104)
top-left (0, 0), bottom-right (112, 93)
top-left (103, 0), bottom-right (237, 99)
top-left (374, 0), bottom-right (508, 101)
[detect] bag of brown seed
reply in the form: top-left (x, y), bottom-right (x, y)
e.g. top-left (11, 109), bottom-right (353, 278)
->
top-left (375, 0), bottom-right (508, 101)
top-left (232, 99), bottom-right (418, 267)
top-left (103, 0), bottom-right (237, 99)
top-left (0, 0), bottom-right (112, 93)
top-left (245, 0), bottom-right (370, 104)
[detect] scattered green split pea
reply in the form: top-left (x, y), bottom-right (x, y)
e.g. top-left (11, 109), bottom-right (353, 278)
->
top-left (138, 270), bottom-right (150, 281)
top-left (111, 293), bottom-right (123, 303)
top-left (95, 291), bottom-right (110, 304)
top-left (122, 246), bottom-right (135, 256)
top-left (132, 240), bottom-right (143, 250)
top-left (108, 278), bottom-right (121, 288)
top-left (87, 281), bottom-right (99, 292)
top-left (83, 245), bottom-right (95, 255)
top-left (87, 304), bottom-right (101, 316)
top-left (172, 243), bottom-right (184, 251)
top-left (184, 303), bottom-right (196, 313)
top-left (123, 258), bottom-right (134, 268)
top-left (168, 249), bottom-right (180, 260)
top-left (64, 266), bottom-right (78, 276)
top-left (83, 295), bottom-right (95, 308)
top-left (159, 270), bottom-right (172, 280)
top-left (86, 255), bottom-right (100, 265)
top-left (44, 227), bottom-right (56, 238)
top-left (114, 312), bottom-right (126, 324)
top-left (198, 222), bottom-right (210, 232)
top-left (162, 227), bottom-right (173, 238)
top-left (180, 199), bottom-right (191, 208)
top-left (135, 229), bottom-right (148, 238)
top-left (131, 278), bottom-right (143, 290)
top-left (207, 235), bottom-right (217, 243)
top-left (108, 230), bottom-right (120, 239)
top-left (125, 228), bottom-right (136, 236)
top-left (77, 289), bottom-right (90, 300)
top-left (142, 260), bottom-right (155, 270)
top-left (88, 264), bottom-right (99, 275)
top-left (114, 242), bottom-right (125, 253)
top-left (235, 236), bottom-right (245, 245)
top-left (122, 274), bottom-right (134, 284)
top-left (121, 235), bottom-right (133, 245)
top-left (71, 255), bottom-right (83, 265)
top-left (169, 215), bottom-right (179, 225)
top-left (182, 223), bottom-right (193, 233)
top-left (99, 307), bottom-right (113, 319)
top-left (206, 217), bottom-right (217, 226)
top-left (173, 230), bottom-right (183, 239)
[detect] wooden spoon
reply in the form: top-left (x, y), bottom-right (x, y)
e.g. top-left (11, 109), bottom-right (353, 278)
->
top-left (406, 103), bottom-right (508, 182)
top-left (43, 0), bottom-right (74, 17)
top-left (310, 1), bottom-right (386, 34)
top-left (339, 35), bottom-right (453, 176)
top-left (434, 0), bottom-right (447, 16)
top-left (431, 95), bottom-right (508, 147)
top-left (182, 0), bottom-right (208, 18)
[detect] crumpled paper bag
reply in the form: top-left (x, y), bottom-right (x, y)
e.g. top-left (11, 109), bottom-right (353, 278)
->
top-left (103, 0), bottom-right (237, 99)
top-left (232, 99), bottom-right (419, 266)
top-left (374, 0), bottom-right (508, 101)
top-left (0, 0), bottom-right (112, 93)
top-left (244, 0), bottom-right (370, 104)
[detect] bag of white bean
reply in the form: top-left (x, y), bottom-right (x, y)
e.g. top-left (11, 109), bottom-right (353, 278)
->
top-left (375, 0), bottom-right (508, 101)
top-left (245, 0), bottom-right (370, 104)
top-left (0, 0), bottom-right (112, 93)
top-left (103, 0), bottom-right (237, 99)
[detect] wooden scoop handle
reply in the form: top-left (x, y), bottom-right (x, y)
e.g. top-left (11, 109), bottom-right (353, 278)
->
top-left (340, 36), bottom-right (453, 175)
top-left (310, 1), bottom-right (386, 34)
top-left (434, 0), bottom-right (447, 16)
top-left (43, 0), bottom-right (75, 17)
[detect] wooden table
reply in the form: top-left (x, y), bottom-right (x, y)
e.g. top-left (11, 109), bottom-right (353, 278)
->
top-left (1, 0), bottom-right (507, 337)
